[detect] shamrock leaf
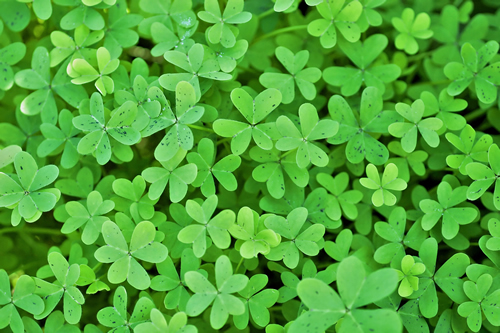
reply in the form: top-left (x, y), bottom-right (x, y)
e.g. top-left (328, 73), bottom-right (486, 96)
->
top-left (160, 43), bottom-right (232, 98)
top-left (0, 271), bottom-right (44, 333)
top-left (0, 145), bottom-right (21, 169)
top-left (466, 144), bottom-right (500, 209)
top-left (76, 264), bottom-right (110, 294)
top-left (115, 75), bottom-right (162, 132)
top-left (420, 89), bottom-right (467, 132)
top-left (392, 8), bottom-right (433, 55)
top-left (324, 229), bottom-right (353, 262)
top-left (150, 22), bottom-right (196, 56)
top-left (103, 0), bottom-right (142, 58)
top-left (229, 207), bottom-right (281, 259)
top-left (67, 47), bottom-right (120, 96)
top-left (356, 0), bottom-right (385, 32)
top-left (138, 0), bottom-right (197, 37)
top-left (142, 148), bottom-right (197, 203)
top-left (187, 138), bottom-right (241, 197)
top-left (291, 256), bottom-right (401, 333)
top-left (316, 172), bottom-right (363, 221)
top-left (458, 274), bottom-right (500, 332)
top-left (32, 252), bottom-right (84, 325)
top-left (213, 87), bottom-right (282, 155)
top-left (0, 151), bottom-right (60, 225)
top-left (150, 81), bottom-right (205, 162)
top-left (37, 109), bottom-right (81, 169)
top-left (207, 38), bottom-right (248, 73)
top-left (373, 206), bottom-right (410, 266)
top-left (73, 93), bottom-right (141, 165)
top-left (444, 41), bottom-right (500, 104)
top-left (15, 47), bottom-right (88, 124)
top-left (396, 255), bottom-right (426, 297)
top-left (0, 43), bottom-right (26, 91)
top-left (435, 253), bottom-right (469, 304)
top-left (388, 99), bottom-right (443, 153)
top-left (135, 309), bottom-right (197, 333)
top-left (96, 285), bottom-right (155, 331)
top-left (94, 220), bottom-right (168, 290)
top-left (276, 103), bottom-right (338, 169)
top-left (57, 0), bottom-right (105, 31)
top-left (185, 255), bottom-right (249, 329)
top-left (328, 87), bottom-right (402, 165)
top-left (360, 163), bottom-right (407, 207)
top-left (265, 207), bottom-right (325, 269)
top-left (178, 194), bottom-right (235, 258)
top-left (250, 146), bottom-right (309, 199)
top-left (151, 248), bottom-right (200, 311)
top-left (49, 25), bottom-right (104, 67)
top-left (445, 124), bottom-right (492, 175)
top-left (323, 34), bottom-right (401, 96)
top-left (234, 274), bottom-right (279, 329)
top-left (61, 191), bottom-right (115, 245)
top-left (197, 0), bottom-right (252, 48)
top-left (486, 218), bottom-right (500, 251)
top-left (259, 47), bottom-right (321, 103)
top-left (387, 141), bottom-right (429, 182)
top-left (112, 175), bottom-right (158, 221)
top-left (307, 0), bottom-right (363, 48)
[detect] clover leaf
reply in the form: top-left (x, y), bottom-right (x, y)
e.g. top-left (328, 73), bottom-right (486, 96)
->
top-left (387, 141), bottom-right (429, 182)
top-left (0, 145), bottom-right (21, 169)
top-left (187, 138), bottom-right (241, 197)
top-left (94, 220), bottom-right (168, 290)
top-left (259, 47), bottom-right (321, 103)
top-left (197, 0), bottom-right (252, 48)
top-left (150, 22), bottom-right (196, 57)
top-left (15, 47), bottom-right (88, 124)
top-left (420, 89), bottom-right (467, 132)
top-left (360, 163), bottom-right (407, 207)
top-left (73, 93), bottom-right (141, 165)
top-left (138, 0), bottom-right (197, 37)
top-left (207, 39), bottom-right (248, 73)
top-left (458, 273), bottom-right (500, 332)
top-left (373, 206), bottom-right (410, 266)
top-left (49, 25), bottom-right (104, 67)
top-left (76, 264), bottom-right (110, 295)
top-left (276, 103), bottom-right (338, 169)
top-left (185, 255), bottom-right (249, 329)
top-left (420, 181), bottom-right (477, 240)
top-left (229, 207), bottom-right (281, 259)
top-left (466, 144), bottom-right (500, 209)
top-left (316, 172), bottom-right (363, 221)
top-left (57, 0), bottom-right (105, 31)
top-left (178, 194), bottom-right (235, 258)
top-left (149, 81), bottom-right (205, 162)
top-left (37, 109), bottom-right (81, 169)
top-left (0, 151), bottom-right (60, 225)
top-left (104, 1), bottom-right (142, 58)
top-left (392, 8), bottom-right (433, 55)
top-left (68, 47), bottom-right (120, 96)
top-left (32, 252), bottom-right (84, 325)
top-left (112, 175), bottom-right (158, 221)
top-left (357, 0), bottom-right (385, 32)
top-left (388, 99), bottom-right (443, 153)
top-left (265, 207), bottom-right (325, 269)
top-left (234, 274), bottom-right (279, 329)
top-left (486, 218), bottom-right (500, 251)
top-left (0, 43), bottom-right (26, 91)
top-left (250, 146), bottom-right (309, 199)
top-left (328, 87), bottom-right (401, 165)
top-left (434, 252), bottom-right (470, 304)
top-left (396, 255), bottom-right (426, 297)
top-left (444, 41), bottom-right (500, 104)
top-left (96, 285), bottom-right (155, 332)
top-left (307, 0), bottom-right (363, 49)
top-left (323, 34), bottom-right (401, 96)
top-left (446, 124), bottom-right (492, 175)
top-left (160, 43), bottom-right (232, 98)
top-left (135, 309), bottom-right (197, 333)
top-left (0, 271), bottom-right (44, 333)
top-left (213, 87), bottom-right (282, 155)
top-left (61, 191), bottom-right (114, 245)
top-left (291, 256), bottom-right (401, 333)
top-left (142, 148), bottom-right (197, 203)
top-left (151, 248), bottom-right (200, 311)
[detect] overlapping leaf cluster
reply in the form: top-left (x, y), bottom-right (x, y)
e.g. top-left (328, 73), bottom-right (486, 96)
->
top-left (1, 0), bottom-right (500, 332)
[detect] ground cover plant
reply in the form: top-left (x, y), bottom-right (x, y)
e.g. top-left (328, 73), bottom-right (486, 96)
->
top-left (2, 0), bottom-right (500, 332)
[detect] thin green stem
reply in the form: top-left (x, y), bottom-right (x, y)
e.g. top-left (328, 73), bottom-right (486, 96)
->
top-left (257, 8), bottom-right (276, 20)
top-left (465, 108), bottom-right (487, 122)
top-left (92, 262), bottom-right (103, 272)
top-left (410, 79), bottom-right (452, 87)
top-left (253, 25), bottom-right (308, 43)
top-left (280, 149), bottom-right (296, 159)
top-left (216, 137), bottom-right (231, 146)
top-left (0, 227), bottom-right (62, 236)
top-left (407, 51), bottom-right (433, 62)
top-left (470, 242), bottom-right (479, 246)
top-left (235, 257), bottom-right (244, 274)
top-left (187, 124), bottom-right (215, 133)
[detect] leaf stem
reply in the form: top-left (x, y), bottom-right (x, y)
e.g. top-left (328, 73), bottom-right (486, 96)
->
top-left (235, 257), bottom-right (244, 274)
top-left (216, 137), bottom-right (231, 146)
top-left (410, 79), bottom-right (452, 87)
top-left (465, 108), bottom-right (487, 122)
top-left (92, 262), bottom-right (103, 272)
top-left (187, 124), bottom-right (215, 133)
top-left (257, 8), bottom-right (276, 20)
top-left (0, 227), bottom-right (62, 236)
top-left (254, 25), bottom-right (308, 43)
top-left (407, 51), bottom-right (433, 62)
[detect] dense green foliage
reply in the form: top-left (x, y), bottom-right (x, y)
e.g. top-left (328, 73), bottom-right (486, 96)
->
top-left (2, 0), bottom-right (500, 332)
